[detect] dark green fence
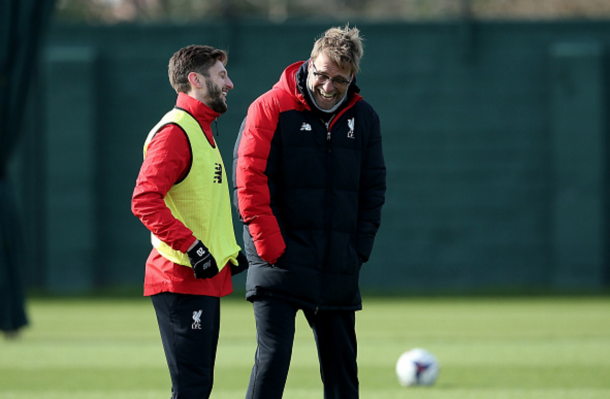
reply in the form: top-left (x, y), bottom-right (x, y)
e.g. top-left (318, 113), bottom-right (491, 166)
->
top-left (11, 20), bottom-right (610, 294)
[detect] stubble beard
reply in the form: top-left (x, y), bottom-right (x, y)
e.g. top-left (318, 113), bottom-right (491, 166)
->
top-left (206, 79), bottom-right (228, 114)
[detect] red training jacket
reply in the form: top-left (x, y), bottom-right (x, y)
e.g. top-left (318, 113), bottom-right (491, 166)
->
top-left (132, 93), bottom-right (233, 297)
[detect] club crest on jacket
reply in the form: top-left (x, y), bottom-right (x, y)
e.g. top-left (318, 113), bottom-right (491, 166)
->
top-left (347, 117), bottom-right (355, 139)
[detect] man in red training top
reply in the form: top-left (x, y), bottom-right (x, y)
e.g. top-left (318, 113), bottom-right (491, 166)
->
top-left (132, 44), bottom-right (248, 399)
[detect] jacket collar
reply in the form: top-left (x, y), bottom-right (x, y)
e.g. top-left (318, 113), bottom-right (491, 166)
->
top-left (175, 92), bottom-right (220, 146)
top-left (175, 92), bottom-right (221, 124)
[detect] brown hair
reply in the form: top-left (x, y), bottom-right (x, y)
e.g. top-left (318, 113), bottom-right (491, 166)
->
top-left (310, 25), bottom-right (364, 74)
top-left (168, 45), bottom-right (228, 93)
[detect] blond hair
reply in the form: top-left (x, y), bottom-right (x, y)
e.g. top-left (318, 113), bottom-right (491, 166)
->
top-left (310, 25), bottom-right (364, 74)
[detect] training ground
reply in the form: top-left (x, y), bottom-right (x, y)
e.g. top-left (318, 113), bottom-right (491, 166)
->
top-left (1, 295), bottom-right (609, 399)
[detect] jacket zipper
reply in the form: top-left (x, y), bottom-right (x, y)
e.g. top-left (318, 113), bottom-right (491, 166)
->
top-left (325, 119), bottom-right (333, 153)
top-left (320, 116), bottom-right (335, 310)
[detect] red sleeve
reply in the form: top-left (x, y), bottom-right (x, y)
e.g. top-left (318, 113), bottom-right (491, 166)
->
top-left (131, 124), bottom-right (197, 253)
top-left (235, 97), bottom-right (286, 264)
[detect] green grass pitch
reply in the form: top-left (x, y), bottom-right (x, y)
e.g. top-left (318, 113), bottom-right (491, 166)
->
top-left (1, 295), bottom-right (609, 398)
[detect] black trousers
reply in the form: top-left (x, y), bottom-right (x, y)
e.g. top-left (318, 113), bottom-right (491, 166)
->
top-left (246, 297), bottom-right (359, 399)
top-left (151, 293), bottom-right (220, 399)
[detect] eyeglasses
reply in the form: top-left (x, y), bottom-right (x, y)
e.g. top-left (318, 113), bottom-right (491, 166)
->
top-left (310, 63), bottom-right (352, 89)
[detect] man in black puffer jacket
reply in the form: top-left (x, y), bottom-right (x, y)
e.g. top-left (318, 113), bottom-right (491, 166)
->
top-left (233, 25), bottom-right (386, 399)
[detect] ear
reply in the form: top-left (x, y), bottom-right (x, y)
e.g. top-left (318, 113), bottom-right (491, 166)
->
top-left (188, 72), bottom-right (204, 89)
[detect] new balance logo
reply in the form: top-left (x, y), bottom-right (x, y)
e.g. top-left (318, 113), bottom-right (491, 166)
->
top-left (213, 163), bottom-right (222, 183)
top-left (192, 310), bottom-right (202, 330)
top-left (300, 122), bottom-right (312, 131)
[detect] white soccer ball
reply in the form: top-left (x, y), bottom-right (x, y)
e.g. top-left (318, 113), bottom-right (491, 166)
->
top-left (395, 348), bottom-right (440, 387)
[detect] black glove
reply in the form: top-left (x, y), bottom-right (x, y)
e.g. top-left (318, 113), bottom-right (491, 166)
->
top-left (230, 251), bottom-right (250, 276)
top-left (187, 240), bottom-right (219, 279)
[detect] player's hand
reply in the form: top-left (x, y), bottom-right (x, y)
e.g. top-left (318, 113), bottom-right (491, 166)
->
top-left (187, 240), bottom-right (219, 279)
top-left (230, 251), bottom-right (249, 276)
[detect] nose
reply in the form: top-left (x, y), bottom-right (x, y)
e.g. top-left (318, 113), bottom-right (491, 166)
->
top-left (322, 79), bottom-right (335, 91)
top-left (225, 76), bottom-right (234, 90)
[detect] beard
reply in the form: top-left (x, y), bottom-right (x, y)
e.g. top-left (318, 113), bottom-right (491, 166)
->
top-left (206, 79), bottom-right (228, 114)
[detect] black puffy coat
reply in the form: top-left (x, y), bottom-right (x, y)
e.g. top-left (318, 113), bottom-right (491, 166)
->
top-left (233, 60), bottom-right (386, 311)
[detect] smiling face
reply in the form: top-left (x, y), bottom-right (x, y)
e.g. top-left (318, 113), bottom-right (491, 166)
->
top-left (190, 59), bottom-right (234, 114)
top-left (307, 52), bottom-right (353, 111)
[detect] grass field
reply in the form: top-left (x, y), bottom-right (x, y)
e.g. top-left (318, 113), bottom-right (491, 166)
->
top-left (1, 295), bottom-right (609, 399)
